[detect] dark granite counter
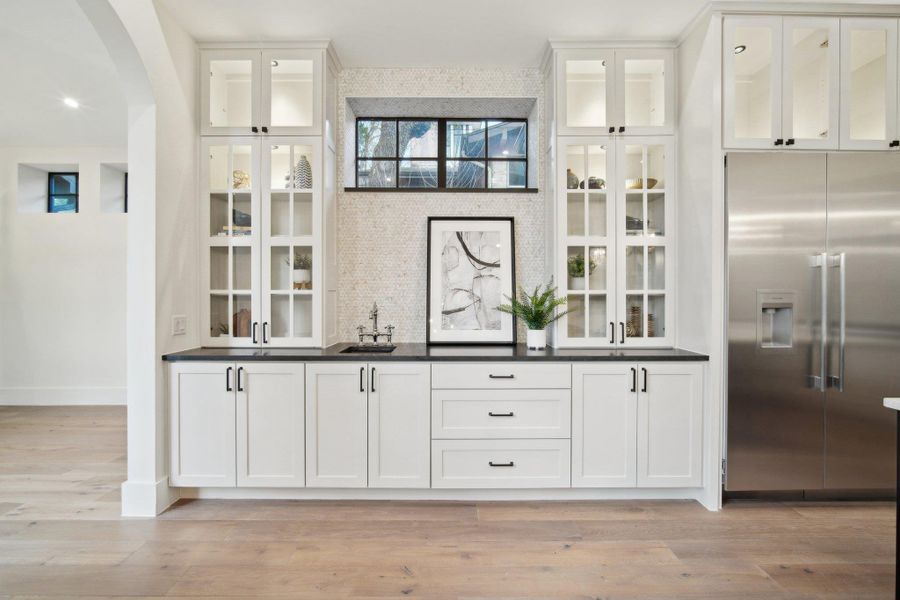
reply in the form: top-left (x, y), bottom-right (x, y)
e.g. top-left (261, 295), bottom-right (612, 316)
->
top-left (163, 343), bottom-right (708, 362)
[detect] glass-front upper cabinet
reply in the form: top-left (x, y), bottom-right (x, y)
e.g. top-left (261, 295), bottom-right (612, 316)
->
top-left (783, 17), bottom-right (840, 149)
top-left (557, 49), bottom-right (674, 136)
top-left (201, 49), bottom-right (322, 136)
top-left (261, 138), bottom-right (320, 346)
top-left (200, 137), bottom-right (261, 347)
top-left (724, 16), bottom-right (784, 148)
top-left (840, 18), bottom-right (899, 150)
top-left (615, 137), bottom-right (673, 347)
top-left (558, 138), bottom-right (616, 347)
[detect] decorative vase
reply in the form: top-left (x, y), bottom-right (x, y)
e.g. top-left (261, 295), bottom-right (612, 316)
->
top-left (526, 329), bottom-right (547, 350)
top-left (293, 268), bottom-right (311, 284)
top-left (293, 155), bottom-right (312, 189)
top-left (568, 276), bottom-right (585, 290)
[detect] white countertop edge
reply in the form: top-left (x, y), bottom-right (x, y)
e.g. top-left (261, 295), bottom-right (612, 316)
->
top-left (883, 398), bottom-right (900, 411)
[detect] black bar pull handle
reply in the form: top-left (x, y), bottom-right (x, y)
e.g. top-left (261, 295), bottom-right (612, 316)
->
top-left (489, 461), bottom-right (515, 467)
top-left (489, 374), bottom-right (515, 379)
top-left (237, 367), bottom-right (244, 392)
top-left (630, 367), bottom-right (636, 392)
top-left (609, 322), bottom-right (615, 344)
top-left (488, 411), bottom-right (514, 417)
top-left (262, 322), bottom-right (269, 344)
top-left (252, 322), bottom-right (258, 344)
top-left (359, 366), bottom-right (365, 393)
top-left (371, 367), bottom-right (376, 393)
top-left (226, 366), bottom-right (233, 392)
top-left (620, 322), bottom-right (625, 344)
top-left (641, 367), bottom-right (648, 393)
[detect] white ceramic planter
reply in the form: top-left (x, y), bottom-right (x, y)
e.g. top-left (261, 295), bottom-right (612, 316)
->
top-left (568, 276), bottom-right (585, 290)
top-left (526, 328), bottom-right (547, 350)
top-left (293, 268), bottom-right (311, 284)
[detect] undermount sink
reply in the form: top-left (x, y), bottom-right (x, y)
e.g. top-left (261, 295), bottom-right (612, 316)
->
top-left (340, 344), bottom-right (396, 353)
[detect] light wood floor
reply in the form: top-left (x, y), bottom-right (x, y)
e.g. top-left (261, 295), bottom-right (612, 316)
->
top-left (0, 406), bottom-right (894, 599)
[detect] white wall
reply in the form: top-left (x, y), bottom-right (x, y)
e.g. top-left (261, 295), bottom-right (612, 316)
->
top-left (0, 146), bottom-right (127, 405)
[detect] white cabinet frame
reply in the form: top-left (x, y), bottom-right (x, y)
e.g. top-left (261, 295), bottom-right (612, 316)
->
top-left (260, 49), bottom-right (323, 136)
top-left (201, 49), bottom-right (262, 137)
top-left (556, 49), bottom-right (617, 136)
top-left (614, 48), bottom-right (676, 135)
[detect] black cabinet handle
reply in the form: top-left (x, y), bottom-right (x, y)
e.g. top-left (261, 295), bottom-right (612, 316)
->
top-left (630, 367), bottom-right (636, 392)
top-left (359, 366), bottom-right (365, 393)
top-left (489, 461), bottom-right (515, 467)
top-left (251, 126), bottom-right (259, 133)
top-left (890, 140), bottom-right (900, 148)
top-left (641, 367), bottom-right (648, 392)
top-left (489, 374), bottom-right (515, 379)
top-left (371, 367), bottom-right (376, 392)
top-left (618, 126), bottom-right (625, 133)
top-left (609, 322), bottom-right (615, 344)
top-left (252, 322), bottom-right (258, 344)
top-left (262, 322), bottom-right (269, 344)
top-left (620, 322), bottom-right (625, 344)
top-left (261, 126), bottom-right (268, 133)
top-left (488, 411), bottom-right (514, 417)
top-left (226, 366), bottom-right (233, 392)
top-left (608, 126), bottom-right (615, 134)
top-left (237, 367), bottom-right (244, 392)
top-left (786, 138), bottom-right (795, 146)
top-left (774, 138), bottom-right (784, 146)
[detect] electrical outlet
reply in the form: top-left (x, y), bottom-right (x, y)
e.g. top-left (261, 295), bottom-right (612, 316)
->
top-left (172, 315), bottom-right (187, 336)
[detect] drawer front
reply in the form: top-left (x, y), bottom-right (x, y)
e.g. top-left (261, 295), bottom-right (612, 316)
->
top-left (431, 363), bottom-right (571, 389)
top-left (431, 439), bottom-right (571, 488)
top-left (432, 389), bottom-right (571, 439)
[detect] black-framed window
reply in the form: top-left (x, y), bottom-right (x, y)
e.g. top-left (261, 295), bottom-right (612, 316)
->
top-left (354, 118), bottom-right (528, 191)
top-left (48, 172), bottom-right (78, 213)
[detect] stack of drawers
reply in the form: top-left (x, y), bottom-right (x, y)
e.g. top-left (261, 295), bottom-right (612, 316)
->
top-left (430, 363), bottom-right (572, 488)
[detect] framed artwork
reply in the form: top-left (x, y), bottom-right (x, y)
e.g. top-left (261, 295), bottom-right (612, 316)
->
top-left (426, 217), bottom-right (516, 345)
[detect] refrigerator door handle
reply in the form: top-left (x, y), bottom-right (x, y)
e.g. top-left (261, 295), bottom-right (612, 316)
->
top-left (810, 252), bottom-right (828, 392)
top-left (828, 253), bottom-right (846, 391)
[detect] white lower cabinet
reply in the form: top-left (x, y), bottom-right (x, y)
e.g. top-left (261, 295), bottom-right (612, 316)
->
top-left (431, 439), bottom-right (571, 489)
top-left (368, 363), bottom-right (431, 488)
top-left (237, 363), bottom-right (305, 487)
top-left (170, 363), bottom-right (237, 487)
top-left (572, 361), bottom-right (703, 489)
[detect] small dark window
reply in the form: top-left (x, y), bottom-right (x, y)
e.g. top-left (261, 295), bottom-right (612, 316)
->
top-left (48, 172), bottom-right (78, 213)
top-left (354, 118), bottom-right (528, 191)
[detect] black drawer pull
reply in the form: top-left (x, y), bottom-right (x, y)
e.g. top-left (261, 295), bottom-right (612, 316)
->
top-left (488, 411), bottom-right (514, 417)
top-left (489, 461), bottom-right (515, 467)
top-left (489, 374), bottom-right (515, 379)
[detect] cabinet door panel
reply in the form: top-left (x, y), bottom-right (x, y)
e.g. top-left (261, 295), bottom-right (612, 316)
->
top-left (368, 363), bottom-right (431, 488)
top-left (236, 363), bottom-right (305, 487)
top-left (305, 363), bottom-right (368, 487)
top-left (839, 18), bottom-right (899, 150)
top-left (201, 50), bottom-right (261, 136)
top-left (614, 49), bottom-right (675, 135)
top-left (637, 363), bottom-right (703, 487)
top-left (261, 49), bottom-right (322, 136)
top-left (572, 364), bottom-right (637, 487)
top-left (169, 363), bottom-right (236, 487)
top-left (557, 50), bottom-right (616, 135)
top-left (724, 16), bottom-right (784, 148)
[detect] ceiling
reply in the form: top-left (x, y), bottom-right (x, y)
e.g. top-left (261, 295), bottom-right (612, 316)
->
top-left (0, 0), bottom-right (127, 146)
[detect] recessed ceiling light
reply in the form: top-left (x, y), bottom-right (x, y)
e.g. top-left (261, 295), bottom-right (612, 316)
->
top-left (733, 45), bottom-right (747, 55)
top-left (63, 97), bottom-right (79, 109)
top-left (271, 60), bottom-right (279, 67)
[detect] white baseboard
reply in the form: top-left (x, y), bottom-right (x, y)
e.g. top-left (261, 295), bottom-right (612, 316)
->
top-left (0, 386), bottom-right (126, 406)
top-left (121, 477), bottom-right (178, 517)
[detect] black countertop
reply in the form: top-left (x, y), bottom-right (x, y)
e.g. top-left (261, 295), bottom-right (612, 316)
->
top-left (163, 343), bottom-right (708, 362)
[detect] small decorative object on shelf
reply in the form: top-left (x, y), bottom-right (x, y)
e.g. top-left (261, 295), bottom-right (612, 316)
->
top-left (567, 254), bottom-right (596, 291)
top-left (579, 176), bottom-right (605, 190)
top-left (232, 169), bottom-right (250, 189)
top-left (232, 308), bottom-right (251, 338)
top-left (628, 304), bottom-right (642, 338)
top-left (625, 177), bottom-right (658, 190)
top-left (288, 253), bottom-right (312, 289)
top-left (497, 279), bottom-right (571, 350)
top-left (648, 313), bottom-right (656, 338)
top-left (293, 155), bottom-right (312, 189)
top-left (232, 208), bottom-right (251, 227)
top-left (566, 168), bottom-right (579, 190)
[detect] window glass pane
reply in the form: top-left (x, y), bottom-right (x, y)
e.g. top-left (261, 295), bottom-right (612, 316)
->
top-left (446, 160), bottom-right (485, 188)
top-left (208, 59), bottom-right (252, 128)
top-left (623, 59), bottom-right (666, 127)
top-left (566, 59), bottom-right (607, 127)
top-left (399, 160), bottom-right (438, 188)
top-left (357, 160), bottom-right (396, 187)
top-left (487, 121), bottom-right (526, 158)
top-left (733, 27), bottom-right (773, 140)
top-left (849, 28), bottom-right (888, 141)
top-left (790, 27), bottom-right (831, 140)
top-left (357, 120), bottom-right (396, 157)
top-left (399, 120), bottom-right (438, 158)
top-left (50, 174), bottom-right (77, 194)
top-left (49, 195), bottom-right (77, 213)
top-left (488, 161), bottom-right (526, 188)
top-left (269, 58), bottom-right (313, 128)
top-left (446, 121), bottom-right (486, 158)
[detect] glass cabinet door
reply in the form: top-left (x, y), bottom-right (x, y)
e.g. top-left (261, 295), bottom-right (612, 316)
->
top-left (201, 50), bottom-right (261, 136)
top-left (616, 138), bottom-right (672, 346)
top-left (839, 18), bottom-right (899, 150)
top-left (202, 138), bottom-right (261, 346)
top-left (615, 49), bottom-right (674, 135)
top-left (723, 16), bottom-right (784, 148)
top-left (559, 139), bottom-right (615, 346)
top-left (557, 50), bottom-right (615, 135)
top-left (783, 17), bottom-right (840, 149)
top-left (261, 50), bottom-right (322, 135)
top-left (262, 139), bottom-right (319, 346)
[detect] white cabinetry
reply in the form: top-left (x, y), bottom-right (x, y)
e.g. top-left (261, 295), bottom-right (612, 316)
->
top-left (572, 362), bottom-right (703, 489)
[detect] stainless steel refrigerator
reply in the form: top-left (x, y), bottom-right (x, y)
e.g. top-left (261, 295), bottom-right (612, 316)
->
top-left (726, 152), bottom-right (900, 492)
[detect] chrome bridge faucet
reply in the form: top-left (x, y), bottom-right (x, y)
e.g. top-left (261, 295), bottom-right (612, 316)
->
top-left (357, 302), bottom-right (395, 345)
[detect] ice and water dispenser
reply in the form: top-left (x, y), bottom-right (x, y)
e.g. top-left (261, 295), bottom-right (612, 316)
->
top-left (756, 291), bottom-right (795, 349)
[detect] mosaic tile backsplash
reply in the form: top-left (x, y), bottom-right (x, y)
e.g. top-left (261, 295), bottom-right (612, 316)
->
top-left (337, 68), bottom-right (547, 343)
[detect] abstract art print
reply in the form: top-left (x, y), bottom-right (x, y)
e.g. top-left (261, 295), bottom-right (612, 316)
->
top-left (426, 217), bottom-right (516, 344)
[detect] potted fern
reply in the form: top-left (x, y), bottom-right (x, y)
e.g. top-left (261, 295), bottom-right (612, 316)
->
top-left (498, 280), bottom-right (572, 350)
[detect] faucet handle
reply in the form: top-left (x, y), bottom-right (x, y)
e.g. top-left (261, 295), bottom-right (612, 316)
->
top-left (385, 324), bottom-right (395, 342)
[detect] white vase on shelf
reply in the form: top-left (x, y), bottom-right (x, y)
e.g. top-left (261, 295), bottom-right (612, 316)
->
top-left (293, 269), bottom-right (311, 285)
top-left (568, 276), bottom-right (585, 290)
top-left (526, 329), bottom-right (547, 350)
